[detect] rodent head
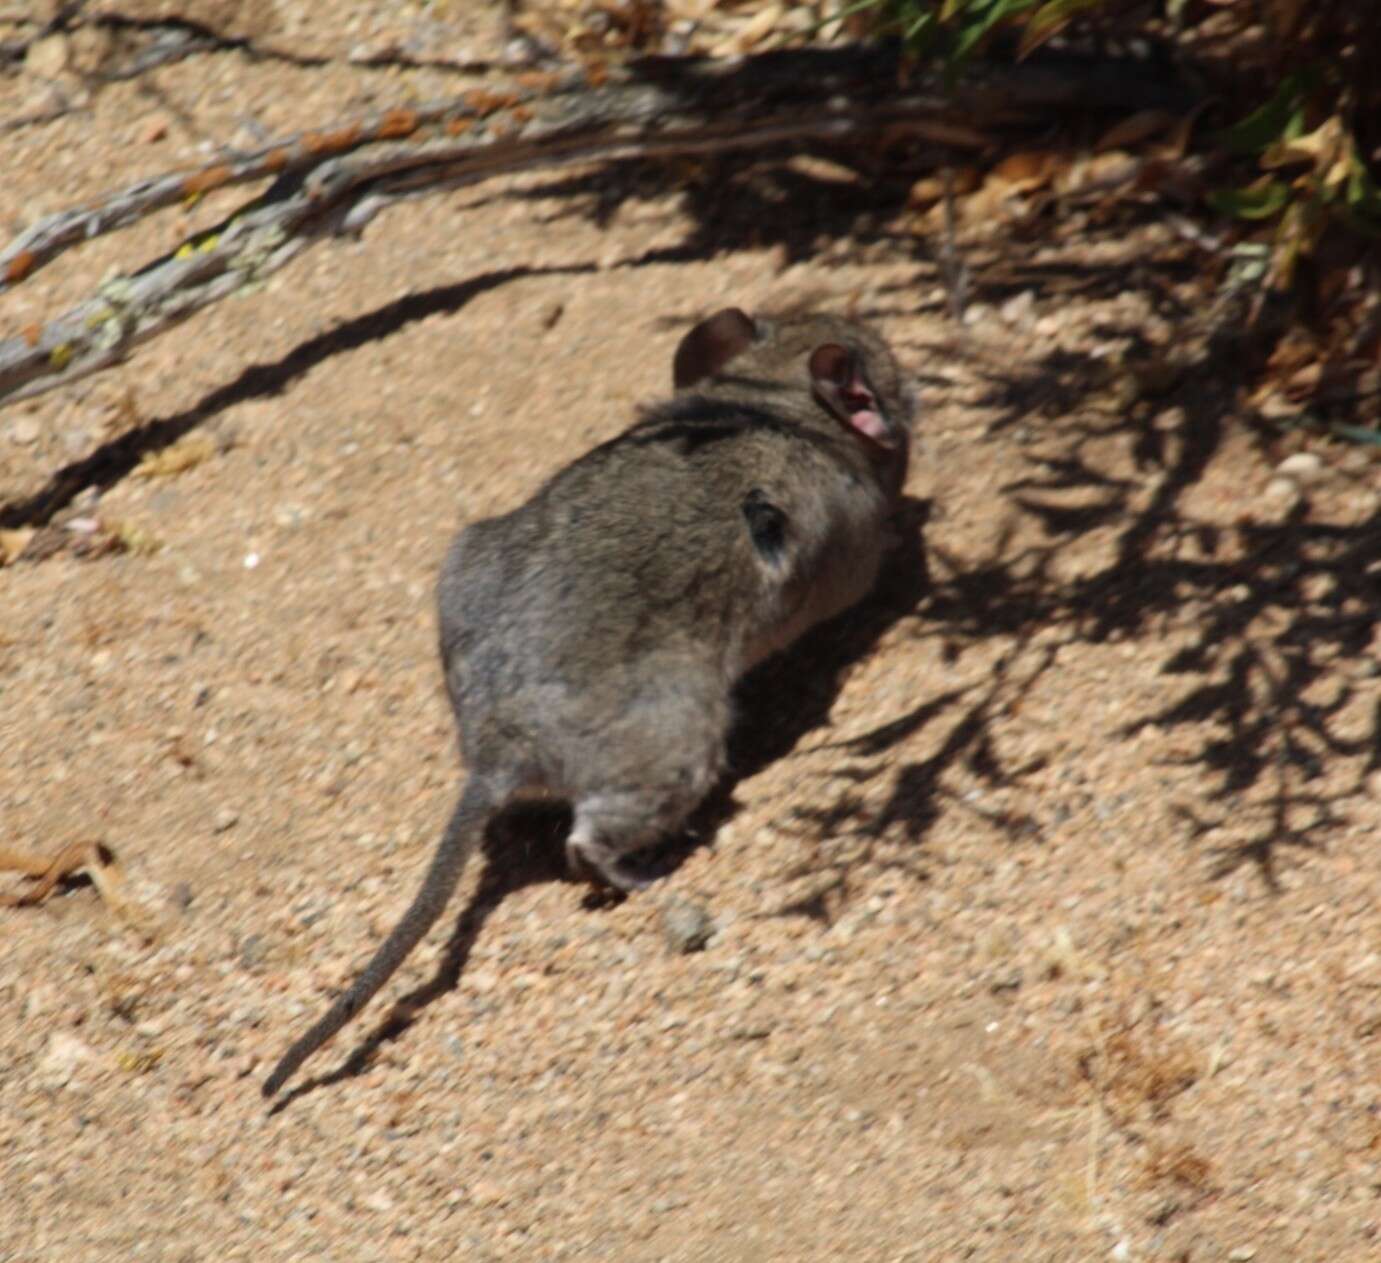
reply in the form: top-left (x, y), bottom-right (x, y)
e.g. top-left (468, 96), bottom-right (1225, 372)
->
top-left (672, 307), bottom-right (916, 497)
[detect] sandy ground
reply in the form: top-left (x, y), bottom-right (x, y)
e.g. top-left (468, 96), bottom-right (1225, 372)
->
top-left (2, 5), bottom-right (1379, 1262)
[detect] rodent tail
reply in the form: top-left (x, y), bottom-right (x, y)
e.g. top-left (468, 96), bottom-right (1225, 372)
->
top-left (262, 780), bottom-right (492, 1098)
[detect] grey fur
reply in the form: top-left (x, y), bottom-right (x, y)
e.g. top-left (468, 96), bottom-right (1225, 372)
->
top-left (263, 310), bottom-right (915, 1097)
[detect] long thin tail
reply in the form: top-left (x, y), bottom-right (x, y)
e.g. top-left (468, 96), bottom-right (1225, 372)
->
top-left (262, 781), bottom-right (492, 1097)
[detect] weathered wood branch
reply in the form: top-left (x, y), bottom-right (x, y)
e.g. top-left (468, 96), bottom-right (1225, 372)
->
top-left (0, 44), bottom-right (1191, 408)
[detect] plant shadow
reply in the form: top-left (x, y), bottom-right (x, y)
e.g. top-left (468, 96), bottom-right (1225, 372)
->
top-left (767, 272), bottom-right (1381, 895)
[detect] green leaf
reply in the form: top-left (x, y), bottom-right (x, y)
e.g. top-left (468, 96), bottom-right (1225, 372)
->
top-left (1329, 423), bottom-right (1381, 447)
top-left (1208, 178), bottom-right (1291, 221)
top-left (1019, 0), bottom-right (1105, 57)
top-left (903, 9), bottom-right (938, 43)
top-left (950, 0), bottom-right (1038, 65)
top-left (1216, 73), bottom-right (1309, 156)
top-left (1345, 157), bottom-right (1381, 218)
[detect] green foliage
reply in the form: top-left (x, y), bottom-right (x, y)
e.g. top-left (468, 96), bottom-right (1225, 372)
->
top-left (1216, 72), bottom-right (1311, 156)
top-left (1210, 58), bottom-right (1381, 289)
top-left (833, 0), bottom-right (1104, 74)
top-left (841, 1), bottom-right (1381, 296)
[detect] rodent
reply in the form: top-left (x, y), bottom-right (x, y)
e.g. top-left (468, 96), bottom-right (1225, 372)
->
top-left (263, 307), bottom-right (915, 1096)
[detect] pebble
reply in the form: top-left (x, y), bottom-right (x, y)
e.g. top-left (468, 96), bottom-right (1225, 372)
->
top-left (238, 934), bottom-right (266, 971)
top-left (25, 33), bottom-right (70, 79)
top-left (727, 1022), bottom-right (773, 1041)
top-left (213, 807), bottom-right (240, 833)
top-left (660, 896), bottom-right (715, 954)
top-left (988, 967), bottom-right (1024, 993)
top-left (1275, 451), bottom-right (1324, 483)
top-left (468, 1179), bottom-right (508, 1208)
top-left (38, 1032), bottom-right (96, 1089)
top-left (999, 290), bottom-right (1036, 327)
top-left (23, 983), bottom-right (60, 1020)
top-left (1261, 476), bottom-right (1302, 515)
top-left (10, 417), bottom-right (39, 445)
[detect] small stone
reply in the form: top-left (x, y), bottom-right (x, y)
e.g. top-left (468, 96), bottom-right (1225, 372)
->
top-left (25, 33), bottom-right (70, 79)
top-left (1276, 451), bottom-right (1324, 483)
top-left (660, 896), bottom-right (714, 954)
top-left (238, 934), bottom-right (265, 971)
top-left (10, 417), bottom-right (39, 445)
top-left (1262, 476), bottom-right (1302, 512)
top-left (728, 1022), bottom-right (773, 1041)
top-left (213, 807), bottom-right (239, 833)
top-left (988, 968), bottom-right (1024, 994)
top-left (139, 115), bottom-right (169, 144)
top-left (24, 983), bottom-right (60, 1020)
top-left (171, 882), bottom-right (194, 913)
top-left (999, 290), bottom-right (1035, 326)
top-left (38, 1032), bottom-right (96, 1088)
top-left (1228, 1248), bottom-right (1257, 1261)
top-left (469, 1179), bottom-right (508, 1208)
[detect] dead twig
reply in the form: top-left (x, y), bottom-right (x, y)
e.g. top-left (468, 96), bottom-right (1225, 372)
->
top-left (0, 45), bottom-right (1191, 408)
top-left (1, 840), bottom-right (168, 938)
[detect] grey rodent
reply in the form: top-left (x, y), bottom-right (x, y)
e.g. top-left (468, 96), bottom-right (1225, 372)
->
top-left (263, 308), bottom-right (915, 1096)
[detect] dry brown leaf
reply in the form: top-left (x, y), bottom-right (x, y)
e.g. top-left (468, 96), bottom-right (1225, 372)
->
top-left (666, 0), bottom-right (720, 19)
top-left (1056, 150), bottom-right (1141, 197)
top-left (86, 848), bottom-right (172, 941)
top-left (106, 519), bottom-right (162, 556)
top-left (1263, 115), bottom-right (1349, 188)
top-left (907, 167), bottom-right (981, 208)
top-left (133, 434), bottom-right (215, 479)
top-left (1096, 110), bottom-right (1173, 153)
top-left (1284, 362), bottom-right (1324, 399)
top-left (735, 4), bottom-right (785, 49)
top-left (988, 150), bottom-right (1063, 193)
top-left (0, 528), bottom-right (34, 565)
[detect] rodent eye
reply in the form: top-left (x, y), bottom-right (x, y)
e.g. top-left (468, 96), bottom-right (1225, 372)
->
top-left (741, 488), bottom-right (788, 568)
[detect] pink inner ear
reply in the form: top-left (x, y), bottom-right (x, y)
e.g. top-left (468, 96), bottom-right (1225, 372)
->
top-left (841, 381), bottom-right (894, 446)
top-left (811, 344), bottom-right (895, 448)
top-left (848, 404), bottom-right (892, 446)
top-left (850, 409), bottom-right (892, 445)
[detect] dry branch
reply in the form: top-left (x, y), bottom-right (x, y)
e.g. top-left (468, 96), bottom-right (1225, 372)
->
top-left (0, 44), bottom-right (1190, 408)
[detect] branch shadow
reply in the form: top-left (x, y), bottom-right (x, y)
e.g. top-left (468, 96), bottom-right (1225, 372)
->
top-left (0, 263), bottom-right (594, 530)
top-left (986, 315), bottom-right (1380, 882)
top-left (777, 274), bottom-right (1381, 891)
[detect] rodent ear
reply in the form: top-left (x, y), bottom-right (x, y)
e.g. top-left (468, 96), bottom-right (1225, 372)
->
top-left (673, 308), bottom-right (757, 390)
top-left (809, 343), bottom-right (898, 449)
